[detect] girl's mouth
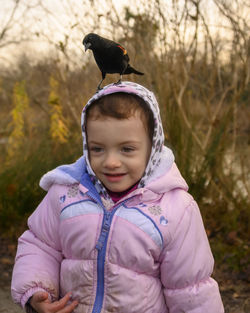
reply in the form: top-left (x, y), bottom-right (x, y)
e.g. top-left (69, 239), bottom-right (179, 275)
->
top-left (104, 173), bottom-right (126, 182)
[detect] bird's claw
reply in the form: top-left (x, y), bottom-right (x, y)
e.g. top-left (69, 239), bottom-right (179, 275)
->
top-left (114, 79), bottom-right (122, 86)
top-left (96, 87), bottom-right (102, 93)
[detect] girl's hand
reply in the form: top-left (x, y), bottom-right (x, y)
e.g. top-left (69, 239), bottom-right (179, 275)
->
top-left (29, 291), bottom-right (78, 313)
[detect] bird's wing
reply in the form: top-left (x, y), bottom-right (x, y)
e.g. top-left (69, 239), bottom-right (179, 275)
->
top-left (114, 44), bottom-right (130, 62)
top-left (101, 43), bottom-right (129, 62)
top-left (116, 45), bottom-right (127, 55)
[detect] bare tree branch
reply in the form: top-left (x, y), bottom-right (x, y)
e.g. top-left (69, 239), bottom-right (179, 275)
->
top-left (0, 0), bottom-right (21, 42)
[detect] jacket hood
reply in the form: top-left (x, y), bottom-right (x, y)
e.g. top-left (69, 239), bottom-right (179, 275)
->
top-left (40, 82), bottom-right (188, 195)
top-left (81, 81), bottom-right (175, 198)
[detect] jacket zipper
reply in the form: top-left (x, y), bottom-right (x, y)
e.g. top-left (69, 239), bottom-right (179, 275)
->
top-left (92, 210), bottom-right (113, 313)
top-left (91, 195), bottom-right (136, 313)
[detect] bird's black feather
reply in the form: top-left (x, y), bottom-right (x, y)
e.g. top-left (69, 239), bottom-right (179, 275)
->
top-left (83, 33), bottom-right (144, 90)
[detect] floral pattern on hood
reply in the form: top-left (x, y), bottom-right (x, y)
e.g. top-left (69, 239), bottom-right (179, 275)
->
top-left (81, 81), bottom-right (174, 199)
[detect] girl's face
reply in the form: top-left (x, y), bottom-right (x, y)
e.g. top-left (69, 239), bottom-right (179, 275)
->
top-left (87, 112), bottom-right (151, 192)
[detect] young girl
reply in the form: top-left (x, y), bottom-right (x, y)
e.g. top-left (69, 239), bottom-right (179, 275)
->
top-left (11, 81), bottom-right (224, 313)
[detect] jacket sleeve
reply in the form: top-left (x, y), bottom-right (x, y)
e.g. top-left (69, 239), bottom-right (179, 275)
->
top-left (11, 185), bottom-right (63, 309)
top-left (160, 199), bottom-right (224, 313)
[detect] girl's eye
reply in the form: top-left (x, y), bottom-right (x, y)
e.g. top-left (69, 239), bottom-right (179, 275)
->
top-left (90, 147), bottom-right (103, 153)
top-left (122, 147), bottom-right (135, 153)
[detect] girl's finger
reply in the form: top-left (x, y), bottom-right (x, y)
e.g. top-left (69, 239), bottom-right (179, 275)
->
top-left (50, 292), bottom-right (74, 311)
top-left (60, 300), bottom-right (79, 313)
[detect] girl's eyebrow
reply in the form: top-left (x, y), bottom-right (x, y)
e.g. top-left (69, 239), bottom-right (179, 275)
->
top-left (88, 140), bottom-right (103, 145)
top-left (119, 141), bottom-right (141, 145)
top-left (88, 140), bottom-right (141, 145)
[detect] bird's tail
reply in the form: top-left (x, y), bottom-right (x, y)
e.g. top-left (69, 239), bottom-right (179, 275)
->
top-left (124, 64), bottom-right (144, 75)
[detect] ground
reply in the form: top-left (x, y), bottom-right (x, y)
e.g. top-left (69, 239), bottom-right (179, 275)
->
top-left (0, 236), bottom-right (249, 313)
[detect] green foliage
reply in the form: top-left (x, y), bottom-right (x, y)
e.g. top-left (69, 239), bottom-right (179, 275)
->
top-left (0, 133), bottom-right (82, 235)
top-left (211, 235), bottom-right (249, 274)
top-left (7, 81), bottom-right (29, 161)
top-left (49, 75), bottom-right (69, 144)
top-left (0, 69), bottom-right (82, 236)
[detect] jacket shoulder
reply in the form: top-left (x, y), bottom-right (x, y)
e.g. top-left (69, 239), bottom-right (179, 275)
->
top-left (158, 189), bottom-right (196, 242)
top-left (162, 188), bottom-right (194, 220)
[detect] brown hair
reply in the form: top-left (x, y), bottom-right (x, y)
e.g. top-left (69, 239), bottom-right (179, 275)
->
top-left (86, 93), bottom-right (154, 142)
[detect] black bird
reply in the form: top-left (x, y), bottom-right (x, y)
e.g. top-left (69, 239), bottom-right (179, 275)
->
top-left (83, 33), bottom-right (144, 90)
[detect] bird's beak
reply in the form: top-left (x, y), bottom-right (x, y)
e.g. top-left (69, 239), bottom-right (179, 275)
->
top-left (84, 42), bottom-right (91, 52)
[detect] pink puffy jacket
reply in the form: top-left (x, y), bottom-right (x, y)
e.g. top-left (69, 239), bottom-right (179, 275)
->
top-left (11, 82), bottom-right (224, 312)
top-left (11, 161), bottom-right (224, 313)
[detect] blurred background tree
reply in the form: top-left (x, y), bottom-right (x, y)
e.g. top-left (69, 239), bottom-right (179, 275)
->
top-left (0, 0), bottom-right (249, 281)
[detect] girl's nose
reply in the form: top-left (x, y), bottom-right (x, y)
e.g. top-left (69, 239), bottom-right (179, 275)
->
top-left (104, 153), bottom-right (121, 168)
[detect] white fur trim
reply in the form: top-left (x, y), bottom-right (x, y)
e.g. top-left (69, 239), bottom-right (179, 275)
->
top-left (39, 169), bottom-right (78, 191)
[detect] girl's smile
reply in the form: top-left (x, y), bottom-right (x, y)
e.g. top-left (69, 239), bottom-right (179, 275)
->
top-left (87, 113), bottom-right (152, 192)
top-left (104, 173), bottom-right (126, 182)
